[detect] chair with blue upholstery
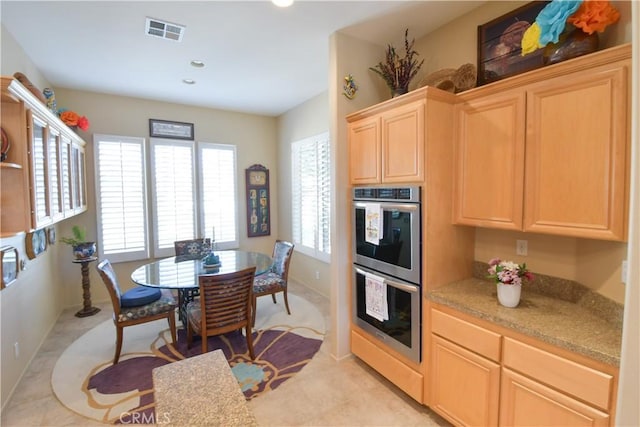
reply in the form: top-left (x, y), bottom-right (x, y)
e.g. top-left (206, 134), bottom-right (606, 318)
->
top-left (252, 240), bottom-right (294, 326)
top-left (96, 259), bottom-right (177, 364)
top-left (174, 238), bottom-right (211, 260)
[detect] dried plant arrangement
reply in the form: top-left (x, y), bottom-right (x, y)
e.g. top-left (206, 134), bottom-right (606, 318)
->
top-left (369, 28), bottom-right (424, 96)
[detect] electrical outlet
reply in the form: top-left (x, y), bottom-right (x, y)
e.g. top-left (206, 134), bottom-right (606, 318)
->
top-left (315, 271), bottom-right (320, 280)
top-left (621, 260), bottom-right (628, 284)
top-left (516, 240), bottom-right (528, 256)
top-left (13, 342), bottom-right (19, 359)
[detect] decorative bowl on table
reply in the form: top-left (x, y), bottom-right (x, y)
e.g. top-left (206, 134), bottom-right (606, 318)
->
top-left (202, 253), bottom-right (221, 269)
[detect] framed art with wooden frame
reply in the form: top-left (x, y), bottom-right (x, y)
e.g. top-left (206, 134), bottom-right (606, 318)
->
top-left (245, 164), bottom-right (271, 238)
top-left (149, 119), bottom-right (194, 140)
top-left (477, 1), bottom-right (550, 86)
top-left (26, 229), bottom-right (47, 260)
top-left (1, 246), bottom-right (19, 289)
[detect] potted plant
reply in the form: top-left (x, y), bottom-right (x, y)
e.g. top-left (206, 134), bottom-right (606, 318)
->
top-left (369, 28), bottom-right (424, 97)
top-left (60, 225), bottom-right (96, 259)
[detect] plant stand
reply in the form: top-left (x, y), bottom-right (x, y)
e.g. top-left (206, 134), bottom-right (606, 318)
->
top-left (73, 257), bottom-right (101, 317)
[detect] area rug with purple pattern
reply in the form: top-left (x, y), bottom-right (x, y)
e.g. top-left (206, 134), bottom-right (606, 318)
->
top-left (51, 293), bottom-right (325, 424)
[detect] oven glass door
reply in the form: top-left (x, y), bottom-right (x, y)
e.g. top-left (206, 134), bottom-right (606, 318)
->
top-left (353, 265), bottom-right (421, 363)
top-left (353, 201), bottom-right (420, 284)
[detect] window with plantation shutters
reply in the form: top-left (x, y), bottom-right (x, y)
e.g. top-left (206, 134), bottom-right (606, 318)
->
top-left (94, 135), bottom-right (149, 263)
top-left (150, 139), bottom-right (196, 258)
top-left (291, 131), bottom-right (331, 262)
top-left (199, 143), bottom-right (238, 249)
top-left (95, 135), bottom-right (239, 263)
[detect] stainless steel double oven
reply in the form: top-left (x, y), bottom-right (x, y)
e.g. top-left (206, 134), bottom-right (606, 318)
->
top-left (352, 186), bottom-right (421, 363)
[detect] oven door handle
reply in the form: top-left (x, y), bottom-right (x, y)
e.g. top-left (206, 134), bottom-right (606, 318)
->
top-left (355, 267), bottom-right (419, 293)
top-left (353, 202), bottom-right (419, 212)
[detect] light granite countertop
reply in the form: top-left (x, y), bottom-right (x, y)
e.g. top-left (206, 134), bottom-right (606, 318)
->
top-left (427, 277), bottom-right (623, 367)
top-left (152, 349), bottom-right (257, 426)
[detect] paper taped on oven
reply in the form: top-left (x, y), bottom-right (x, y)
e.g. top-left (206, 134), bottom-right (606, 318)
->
top-left (365, 203), bottom-right (383, 245)
top-left (365, 271), bottom-right (388, 321)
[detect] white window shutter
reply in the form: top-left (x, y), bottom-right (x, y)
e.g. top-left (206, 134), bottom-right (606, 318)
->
top-left (291, 132), bottom-right (331, 261)
top-left (94, 135), bottom-right (149, 262)
top-left (199, 143), bottom-right (238, 249)
top-left (150, 139), bottom-right (196, 258)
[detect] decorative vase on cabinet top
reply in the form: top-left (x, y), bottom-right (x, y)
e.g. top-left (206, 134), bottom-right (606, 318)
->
top-left (497, 282), bottom-right (521, 308)
top-left (543, 28), bottom-right (599, 66)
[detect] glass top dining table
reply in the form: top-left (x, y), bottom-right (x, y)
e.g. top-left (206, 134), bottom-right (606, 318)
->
top-left (130, 250), bottom-right (273, 290)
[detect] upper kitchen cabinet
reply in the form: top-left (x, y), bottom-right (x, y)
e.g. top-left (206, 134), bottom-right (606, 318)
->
top-left (453, 44), bottom-right (631, 241)
top-left (1, 76), bottom-right (87, 236)
top-left (347, 88), bottom-right (454, 185)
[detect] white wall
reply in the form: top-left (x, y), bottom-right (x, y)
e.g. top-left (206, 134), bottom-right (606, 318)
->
top-left (0, 25), bottom-right (64, 410)
top-left (276, 92), bottom-right (331, 297)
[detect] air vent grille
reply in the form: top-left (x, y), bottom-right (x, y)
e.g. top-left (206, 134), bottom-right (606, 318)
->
top-left (145, 17), bottom-right (185, 42)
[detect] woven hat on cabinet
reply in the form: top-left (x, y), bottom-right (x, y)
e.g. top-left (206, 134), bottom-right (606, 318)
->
top-left (419, 63), bottom-right (477, 93)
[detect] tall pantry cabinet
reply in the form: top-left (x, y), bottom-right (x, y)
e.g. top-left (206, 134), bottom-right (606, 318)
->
top-left (346, 86), bottom-right (476, 403)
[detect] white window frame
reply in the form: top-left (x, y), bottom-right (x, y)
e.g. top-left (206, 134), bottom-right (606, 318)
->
top-left (149, 138), bottom-right (198, 258)
top-left (291, 131), bottom-right (331, 263)
top-left (94, 134), bottom-right (149, 263)
top-left (197, 142), bottom-right (239, 250)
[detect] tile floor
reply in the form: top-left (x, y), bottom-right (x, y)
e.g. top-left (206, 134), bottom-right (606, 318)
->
top-left (1, 280), bottom-right (450, 426)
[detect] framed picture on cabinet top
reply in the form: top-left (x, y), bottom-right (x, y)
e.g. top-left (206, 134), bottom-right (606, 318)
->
top-left (26, 228), bottom-right (47, 259)
top-left (149, 118), bottom-right (194, 140)
top-left (245, 164), bottom-right (271, 238)
top-left (1, 246), bottom-right (19, 289)
top-left (477, 1), bottom-right (550, 86)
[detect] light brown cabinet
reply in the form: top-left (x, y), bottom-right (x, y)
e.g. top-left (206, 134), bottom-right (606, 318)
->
top-left (348, 96), bottom-right (427, 184)
top-left (426, 304), bottom-right (618, 427)
top-left (429, 308), bottom-right (501, 426)
top-left (453, 45), bottom-right (631, 241)
top-left (347, 86), bottom-right (476, 405)
top-left (1, 76), bottom-right (87, 236)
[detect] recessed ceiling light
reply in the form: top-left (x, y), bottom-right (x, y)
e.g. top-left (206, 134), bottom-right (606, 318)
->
top-left (190, 60), bottom-right (205, 68)
top-left (182, 79), bottom-right (196, 85)
top-left (272, 0), bottom-right (293, 7)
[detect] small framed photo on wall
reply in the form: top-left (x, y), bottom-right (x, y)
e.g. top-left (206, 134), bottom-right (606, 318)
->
top-left (1, 246), bottom-right (19, 289)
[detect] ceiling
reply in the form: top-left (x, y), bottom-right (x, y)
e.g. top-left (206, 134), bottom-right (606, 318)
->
top-left (1, 1), bottom-right (482, 116)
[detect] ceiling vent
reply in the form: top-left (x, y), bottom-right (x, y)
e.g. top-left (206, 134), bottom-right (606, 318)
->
top-left (145, 17), bottom-right (185, 42)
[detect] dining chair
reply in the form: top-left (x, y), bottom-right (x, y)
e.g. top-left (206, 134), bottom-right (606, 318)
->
top-left (186, 266), bottom-right (256, 358)
top-left (252, 240), bottom-right (294, 326)
top-left (173, 238), bottom-right (211, 259)
top-left (96, 259), bottom-right (177, 364)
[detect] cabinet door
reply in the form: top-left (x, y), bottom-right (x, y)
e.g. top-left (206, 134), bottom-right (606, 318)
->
top-left (47, 127), bottom-right (64, 221)
top-left (430, 335), bottom-right (500, 427)
top-left (348, 116), bottom-right (380, 184)
top-left (453, 91), bottom-right (526, 229)
top-left (381, 100), bottom-right (424, 183)
top-left (500, 368), bottom-right (609, 427)
top-left (29, 112), bottom-right (52, 227)
top-left (524, 62), bottom-right (629, 241)
top-left (60, 136), bottom-right (73, 215)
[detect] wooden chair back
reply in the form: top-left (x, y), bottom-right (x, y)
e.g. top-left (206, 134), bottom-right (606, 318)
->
top-left (272, 240), bottom-right (294, 280)
top-left (174, 238), bottom-right (211, 258)
top-left (96, 259), bottom-right (123, 320)
top-left (198, 267), bottom-right (256, 337)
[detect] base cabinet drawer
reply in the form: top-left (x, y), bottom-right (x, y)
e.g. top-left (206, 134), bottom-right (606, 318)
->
top-left (430, 335), bottom-right (500, 427)
top-left (351, 329), bottom-right (423, 403)
top-left (503, 337), bottom-right (613, 410)
top-left (500, 368), bottom-right (610, 427)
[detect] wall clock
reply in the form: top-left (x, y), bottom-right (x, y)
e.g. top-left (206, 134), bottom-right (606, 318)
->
top-left (26, 229), bottom-right (47, 259)
top-left (245, 164), bottom-right (271, 238)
